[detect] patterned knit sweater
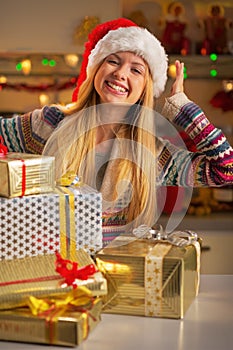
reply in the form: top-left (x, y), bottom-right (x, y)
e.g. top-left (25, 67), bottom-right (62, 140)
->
top-left (0, 106), bottom-right (64, 154)
top-left (1, 94), bottom-right (232, 187)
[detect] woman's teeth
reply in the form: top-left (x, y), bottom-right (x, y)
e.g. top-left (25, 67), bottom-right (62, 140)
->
top-left (107, 81), bottom-right (127, 92)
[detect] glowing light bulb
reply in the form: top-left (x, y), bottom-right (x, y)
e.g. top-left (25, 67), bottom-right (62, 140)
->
top-left (0, 76), bottom-right (7, 83)
top-left (223, 80), bottom-right (233, 92)
top-left (39, 93), bottom-right (49, 106)
top-left (21, 59), bottom-right (31, 75)
top-left (49, 59), bottom-right (56, 67)
top-left (210, 53), bottom-right (218, 61)
top-left (64, 54), bottom-right (79, 67)
top-left (210, 69), bottom-right (217, 77)
top-left (16, 62), bottom-right (22, 71)
top-left (42, 58), bottom-right (49, 66)
top-left (168, 64), bottom-right (176, 78)
top-left (201, 48), bottom-right (207, 56)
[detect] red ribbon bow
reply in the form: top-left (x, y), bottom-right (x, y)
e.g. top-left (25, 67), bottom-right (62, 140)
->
top-left (0, 136), bottom-right (8, 156)
top-left (55, 252), bottom-right (97, 288)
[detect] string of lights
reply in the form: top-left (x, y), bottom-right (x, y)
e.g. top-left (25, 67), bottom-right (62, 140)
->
top-left (0, 53), bottom-right (232, 110)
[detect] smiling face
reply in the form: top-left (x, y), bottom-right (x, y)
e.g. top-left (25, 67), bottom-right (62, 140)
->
top-left (94, 51), bottom-right (147, 105)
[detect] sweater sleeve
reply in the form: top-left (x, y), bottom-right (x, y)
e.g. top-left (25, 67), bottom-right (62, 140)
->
top-left (157, 93), bottom-right (233, 187)
top-left (0, 106), bottom-right (65, 154)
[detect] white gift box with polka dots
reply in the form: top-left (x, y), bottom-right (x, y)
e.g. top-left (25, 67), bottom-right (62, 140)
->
top-left (0, 185), bottom-right (102, 260)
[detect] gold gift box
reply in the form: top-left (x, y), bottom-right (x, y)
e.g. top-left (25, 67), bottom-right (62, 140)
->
top-left (96, 235), bottom-right (200, 319)
top-left (0, 250), bottom-right (107, 310)
top-left (0, 297), bottom-right (102, 347)
top-left (0, 152), bottom-right (55, 198)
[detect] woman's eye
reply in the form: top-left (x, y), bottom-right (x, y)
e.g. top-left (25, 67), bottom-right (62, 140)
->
top-left (107, 59), bottom-right (118, 65)
top-left (132, 68), bottom-right (143, 75)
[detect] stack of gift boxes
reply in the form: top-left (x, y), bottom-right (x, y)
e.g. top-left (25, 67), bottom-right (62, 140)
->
top-left (0, 149), bottom-right (201, 347)
top-left (0, 151), bottom-right (105, 346)
top-left (0, 152), bottom-right (103, 260)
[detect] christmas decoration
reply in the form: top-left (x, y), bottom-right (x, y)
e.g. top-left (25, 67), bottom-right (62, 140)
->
top-left (0, 77), bottom-right (78, 93)
top-left (73, 16), bottom-right (100, 45)
top-left (159, 1), bottom-right (190, 55)
top-left (210, 90), bottom-right (233, 112)
top-left (127, 10), bottom-right (149, 29)
top-left (199, 3), bottom-right (233, 55)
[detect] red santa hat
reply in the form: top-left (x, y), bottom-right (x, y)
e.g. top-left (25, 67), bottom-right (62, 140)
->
top-left (72, 18), bottom-right (168, 101)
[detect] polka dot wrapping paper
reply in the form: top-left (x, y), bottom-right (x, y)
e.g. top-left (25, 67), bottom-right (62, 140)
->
top-left (0, 185), bottom-right (102, 260)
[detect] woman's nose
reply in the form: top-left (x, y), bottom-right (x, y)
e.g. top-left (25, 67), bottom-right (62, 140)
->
top-left (113, 65), bottom-right (128, 80)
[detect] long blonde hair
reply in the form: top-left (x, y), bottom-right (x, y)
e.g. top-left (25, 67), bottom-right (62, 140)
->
top-left (43, 60), bottom-right (158, 228)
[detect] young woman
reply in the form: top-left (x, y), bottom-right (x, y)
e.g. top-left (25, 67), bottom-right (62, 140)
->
top-left (1, 18), bottom-right (232, 231)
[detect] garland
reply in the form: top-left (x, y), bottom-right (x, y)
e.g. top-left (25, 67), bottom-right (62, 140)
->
top-left (0, 77), bottom-right (78, 92)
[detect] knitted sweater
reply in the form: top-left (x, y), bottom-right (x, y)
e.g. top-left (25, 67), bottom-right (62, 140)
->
top-left (0, 106), bottom-right (64, 154)
top-left (1, 94), bottom-right (232, 187)
top-left (160, 92), bottom-right (233, 186)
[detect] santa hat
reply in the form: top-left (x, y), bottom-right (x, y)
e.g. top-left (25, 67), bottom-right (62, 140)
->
top-left (72, 18), bottom-right (168, 101)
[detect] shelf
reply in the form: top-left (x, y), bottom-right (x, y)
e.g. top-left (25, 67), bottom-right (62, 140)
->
top-left (168, 54), bottom-right (233, 79)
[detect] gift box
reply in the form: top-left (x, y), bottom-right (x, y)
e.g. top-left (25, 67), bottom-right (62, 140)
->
top-left (0, 250), bottom-right (107, 310)
top-left (0, 295), bottom-right (102, 347)
top-left (0, 152), bottom-right (55, 198)
top-left (96, 230), bottom-right (200, 319)
top-left (0, 184), bottom-right (102, 260)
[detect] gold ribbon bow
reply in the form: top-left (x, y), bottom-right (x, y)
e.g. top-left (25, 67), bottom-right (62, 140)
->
top-left (56, 171), bottom-right (82, 187)
top-left (27, 286), bottom-right (93, 343)
top-left (28, 286), bottom-right (92, 319)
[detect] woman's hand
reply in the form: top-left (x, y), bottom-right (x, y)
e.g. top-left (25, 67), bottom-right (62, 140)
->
top-left (170, 60), bottom-right (184, 96)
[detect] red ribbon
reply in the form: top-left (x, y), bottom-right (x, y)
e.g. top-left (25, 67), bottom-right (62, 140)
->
top-left (20, 159), bottom-right (26, 196)
top-left (0, 275), bottom-right (61, 287)
top-left (55, 252), bottom-right (97, 288)
top-left (39, 298), bottom-right (96, 344)
top-left (0, 136), bottom-right (8, 156)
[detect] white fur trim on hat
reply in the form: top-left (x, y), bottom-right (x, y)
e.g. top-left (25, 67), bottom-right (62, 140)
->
top-left (87, 26), bottom-right (168, 98)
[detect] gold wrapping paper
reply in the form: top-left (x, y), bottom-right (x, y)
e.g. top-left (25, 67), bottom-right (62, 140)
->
top-left (0, 250), bottom-right (107, 310)
top-left (96, 235), bottom-right (200, 319)
top-left (0, 152), bottom-right (55, 198)
top-left (0, 297), bottom-right (102, 347)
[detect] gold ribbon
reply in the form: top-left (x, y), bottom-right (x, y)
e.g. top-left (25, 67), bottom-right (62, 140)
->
top-left (145, 243), bottom-right (172, 317)
top-left (56, 186), bottom-right (76, 259)
top-left (55, 172), bottom-right (83, 259)
top-left (56, 171), bottom-right (82, 187)
top-left (133, 225), bottom-right (201, 313)
top-left (28, 286), bottom-right (92, 317)
top-left (27, 286), bottom-right (93, 344)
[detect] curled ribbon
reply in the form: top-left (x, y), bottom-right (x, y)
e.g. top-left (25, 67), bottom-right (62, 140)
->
top-left (132, 224), bottom-right (198, 247)
top-left (55, 252), bottom-right (98, 288)
top-left (0, 136), bottom-right (8, 157)
top-left (56, 171), bottom-right (82, 187)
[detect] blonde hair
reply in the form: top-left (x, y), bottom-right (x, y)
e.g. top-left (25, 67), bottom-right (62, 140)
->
top-left (43, 59), bottom-right (157, 228)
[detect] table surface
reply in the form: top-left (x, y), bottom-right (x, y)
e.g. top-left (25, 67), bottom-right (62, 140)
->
top-left (0, 274), bottom-right (233, 350)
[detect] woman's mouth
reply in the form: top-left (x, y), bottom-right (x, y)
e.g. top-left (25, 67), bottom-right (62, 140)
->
top-left (106, 81), bottom-right (128, 93)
